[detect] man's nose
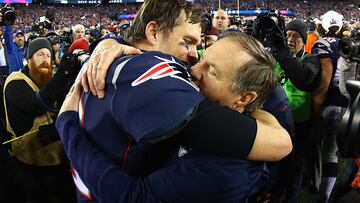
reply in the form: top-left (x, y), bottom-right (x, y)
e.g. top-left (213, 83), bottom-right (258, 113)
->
top-left (187, 47), bottom-right (199, 66)
top-left (189, 63), bottom-right (202, 81)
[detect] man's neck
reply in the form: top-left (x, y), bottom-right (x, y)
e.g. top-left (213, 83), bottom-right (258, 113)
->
top-left (133, 41), bottom-right (156, 52)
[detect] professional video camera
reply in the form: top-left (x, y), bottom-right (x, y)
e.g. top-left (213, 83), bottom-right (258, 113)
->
top-left (244, 20), bottom-right (254, 36)
top-left (230, 16), bottom-right (242, 28)
top-left (60, 50), bottom-right (90, 82)
top-left (201, 12), bottom-right (213, 35)
top-left (32, 11), bottom-right (55, 35)
top-left (339, 30), bottom-right (360, 63)
top-left (0, 4), bottom-right (16, 26)
top-left (337, 31), bottom-right (360, 158)
top-left (45, 32), bottom-right (60, 46)
top-left (32, 16), bottom-right (52, 33)
top-left (59, 27), bottom-right (72, 45)
top-left (252, 10), bottom-right (286, 46)
top-left (73, 50), bottom-right (90, 68)
top-left (338, 80), bottom-right (360, 158)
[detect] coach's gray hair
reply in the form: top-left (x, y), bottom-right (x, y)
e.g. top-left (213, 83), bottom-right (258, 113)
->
top-left (221, 32), bottom-right (278, 111)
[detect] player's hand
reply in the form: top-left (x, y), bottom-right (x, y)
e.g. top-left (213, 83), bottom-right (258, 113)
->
top-left (59, 81), bottom-right (82, 115)
top-left (81, 38), bottom-right (141, 99)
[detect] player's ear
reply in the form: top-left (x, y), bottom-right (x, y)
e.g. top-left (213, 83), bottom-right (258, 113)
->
top-left (145, 21), bottom-right (159, 45)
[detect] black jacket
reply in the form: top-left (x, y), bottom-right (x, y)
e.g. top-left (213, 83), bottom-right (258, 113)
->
top-left (4, 65), bottom-right (71, 136)
top-left (274, 46), bottom-right (320, 92)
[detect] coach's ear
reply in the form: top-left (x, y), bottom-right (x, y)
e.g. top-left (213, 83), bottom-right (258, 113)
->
top-left (145, 21), bottom-right (160, 45)
top-left (232, 91), bottom-right (257, 112)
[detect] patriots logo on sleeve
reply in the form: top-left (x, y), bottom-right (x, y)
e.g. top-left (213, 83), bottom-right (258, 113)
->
top-left (311, 38), bottom-right (333, 58)
top-left (312, 48), bottom-right (330, 55)
top-left (132, 55), bottom-right (199, 90)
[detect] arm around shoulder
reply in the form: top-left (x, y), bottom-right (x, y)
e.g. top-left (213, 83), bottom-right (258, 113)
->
top-left (247, 109), bottom-right (293, 161)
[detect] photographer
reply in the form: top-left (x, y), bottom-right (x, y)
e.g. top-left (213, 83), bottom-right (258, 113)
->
top-left (257, 17), bottom-right (321, 202)
top-left (3, 28), bottom-right (27, 74)
top-left (45, 31), bottom-right (61, 66)
top-left (3, 38), bottom-right (80, 202)
top-left (334, 27), bottom-right (360, 202)
top-left (0, 4), bottom-right (24, 74)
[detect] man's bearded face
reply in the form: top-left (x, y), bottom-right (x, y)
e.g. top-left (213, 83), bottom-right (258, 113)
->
top-left (28, 49), bottom-right (53, 88)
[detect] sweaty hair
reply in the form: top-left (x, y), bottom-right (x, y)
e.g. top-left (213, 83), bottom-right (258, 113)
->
top-left (221, 32), bottom-right (277, 111)
top-left (125, 0), bottom-right (204, 45)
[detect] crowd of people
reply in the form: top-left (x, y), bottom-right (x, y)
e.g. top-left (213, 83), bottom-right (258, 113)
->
top-left (196, 0), bottom-right (360, 20)
top-left (7, 0), bottom-right (360, 35)
top-left (13, 3), bottom-right (141, 32)
top-left (0, 0), bottom-right (359, 203)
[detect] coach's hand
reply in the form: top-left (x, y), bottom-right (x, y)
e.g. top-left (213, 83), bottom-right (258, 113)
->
top-left (59, 81), bottom-right (82, 115)
top-left (81, 38), bottom-right (141, 99)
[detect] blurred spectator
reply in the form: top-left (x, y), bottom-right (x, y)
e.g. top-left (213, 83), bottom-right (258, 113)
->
top-left (72, 24), bottom-right (85, 41)
top-left (305, 21), bottom-right (319, 54)
top-left (0, 40), bottom-right (9, 77)
top-left (100, 25), bottom-right (109, 37)
top-left (3, 27), bottom-right (27, 74)
top-left (212, 9), bottom-right (229, 32)
top-left (69, 38), bottom-right (89, 54)
top-left (45, 31), bottom-right (61, 66)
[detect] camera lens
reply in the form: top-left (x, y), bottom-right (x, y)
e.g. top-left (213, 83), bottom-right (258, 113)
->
top-left (339, 38), bottom-right (359, 60)
top-left (259, 16), bottom-right (278, 35)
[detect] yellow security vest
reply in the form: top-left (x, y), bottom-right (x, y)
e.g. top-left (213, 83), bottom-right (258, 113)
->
top-left (3, 71), bottom-right (63, 166)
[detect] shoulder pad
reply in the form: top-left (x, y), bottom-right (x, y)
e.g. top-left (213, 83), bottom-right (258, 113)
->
top-left (311, 38), bottom-right (332, 58)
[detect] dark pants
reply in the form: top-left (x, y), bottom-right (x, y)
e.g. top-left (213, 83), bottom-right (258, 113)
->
top-left (0, 66), bottom-right (8, 79)
top-left (0, 155), bottom-right (77, 203)
top-left (284, 121), bottom-right (311, 203)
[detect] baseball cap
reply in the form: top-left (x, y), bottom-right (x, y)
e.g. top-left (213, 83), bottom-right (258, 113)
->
top-left (15, 30), bottom-right (24, 37)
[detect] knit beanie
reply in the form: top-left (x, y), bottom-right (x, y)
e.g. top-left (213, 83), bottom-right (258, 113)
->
top-left (286, 19), bottom-right (308, 43)
top-left (69, 38), bottom-right (89, 53)
top-left (27, 37), bottom-right (52, 59)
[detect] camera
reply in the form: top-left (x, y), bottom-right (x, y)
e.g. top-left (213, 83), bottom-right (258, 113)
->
top-left (72, 50), bottom-right (90, 81)
top-left (244, 20), bottom-right (254, 36)
top-left (339, 30), bottom-right (360, 63)
top-left (73, 50), bottom-right (90, 68)
top-left (45, 32), bottom-right (60, 46)
top-left (32, 16), bottom-right (52, 33)
top-left (253, 10), bottom-right (286, 39)
top-left (202, 12), bottom-right (213, 35)
top-left (230, 16), bottom-right (242, 28)
top-left (338, 80), bottom-right (360, 158)
top-left (0, 4), bottom-right (16, 26)
top-left (59, 27), bottom-right (72, 45)
top-left (60, 50), bottom-right (90, 82)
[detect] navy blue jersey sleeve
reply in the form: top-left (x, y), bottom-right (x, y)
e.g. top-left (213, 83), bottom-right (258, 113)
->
top-left (108, 52), bottom-right (204, 144)
top-left (311, 38), bottom-right (334, 59)
top-left (148, 152), bottom-right (269, 203)
top-left (263, 84), bottom-right (295, 139)
top-left (56, 111), bottom-right (160, 203)
top-left (56, 112), bottom-right (268, 203)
